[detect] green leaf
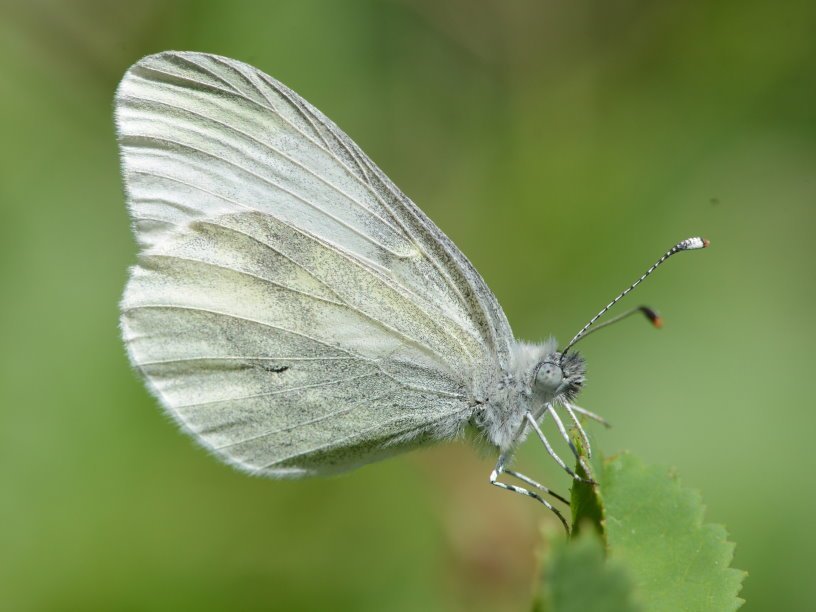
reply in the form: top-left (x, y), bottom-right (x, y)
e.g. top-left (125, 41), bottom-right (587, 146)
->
top-left (569, 446), bottom-right (604, 541)
top-left (599, 453), bottom-right (746, 611)
top-left (533, 529), bottom-right (640, 612)
top-left (535, 451), bottom-right (745, 610)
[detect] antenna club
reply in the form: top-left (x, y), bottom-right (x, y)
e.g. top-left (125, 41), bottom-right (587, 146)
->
top-left (679, 236), bottom-right (709, 251)
top-left (637, 306), bottom-right (663, 329)
top-left (639, 306), bottom-right (662, 328)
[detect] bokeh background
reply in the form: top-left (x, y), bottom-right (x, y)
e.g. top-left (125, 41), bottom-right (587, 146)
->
top-left (1, 1), bottom-right (814, 610)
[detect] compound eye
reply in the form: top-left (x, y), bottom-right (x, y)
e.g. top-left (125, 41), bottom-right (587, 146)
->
top-left (536, 362), bottom-right (563, 390)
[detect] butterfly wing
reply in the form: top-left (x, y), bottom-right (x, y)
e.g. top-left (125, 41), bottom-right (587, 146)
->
top-left (116, 51), bottom-right (513, 476)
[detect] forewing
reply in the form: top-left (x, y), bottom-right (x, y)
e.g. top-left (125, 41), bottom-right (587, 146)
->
top-left (116, 51), bottom-right (512, 475)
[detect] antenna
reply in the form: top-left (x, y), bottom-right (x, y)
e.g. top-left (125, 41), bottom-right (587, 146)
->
top-left (561, 236), bottom-right (709, 359)
top-left (573, 305), bottom-right (662, 343)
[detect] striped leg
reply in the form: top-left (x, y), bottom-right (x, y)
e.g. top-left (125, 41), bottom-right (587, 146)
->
top-left (525, 412), bottom-right (591, 484)
top-left (504, 469), bottom-right (569, 505)
top-left (489, 453), bottom-right (570, 532)
top-left (546, 405), bottom-right (594, 478)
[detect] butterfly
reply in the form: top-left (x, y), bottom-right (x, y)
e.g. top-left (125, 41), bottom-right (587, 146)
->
top-left (116, 51), bottom-right (707, 530)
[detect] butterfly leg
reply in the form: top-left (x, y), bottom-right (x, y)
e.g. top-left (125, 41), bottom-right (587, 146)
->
top-left (526, 412), bottom-right (594, 484)
top-left (563, 403), bottom-right (592, 458)
top-left (489, 453), bottom-right (570, 532)
top-left (568, 403), bottom-right (611, 428)
top-left (503, 469), bottom-right (569, 505)
top-left (545, 405), bottom-right (595, 480)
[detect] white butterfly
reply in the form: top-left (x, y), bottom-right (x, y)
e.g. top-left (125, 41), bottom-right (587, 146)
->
top-left (116, 51), bottom-right (707, 530)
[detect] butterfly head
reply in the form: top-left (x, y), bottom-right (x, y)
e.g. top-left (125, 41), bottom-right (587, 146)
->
top-left (533, 351), bottom-right (585, 403)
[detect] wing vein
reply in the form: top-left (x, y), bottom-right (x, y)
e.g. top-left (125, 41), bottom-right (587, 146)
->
top-left (178, 372), bottom-right (380, 409)
top-left (120, 94), bottom-right (405, 236)
top-left (138, 356), bottom-right (357, 366)
top-left (212, 389), bottom-right (395, 451)
top-left (124, 135), bottom-right (409, 258)
top-left (125, 304), bottom-right (365, 359)
top-left (143, 251), bottom-right (459, 366)
top-left (145, 252), bottom-right (347, 307)
top-left (126, 304), bottom-right (464, 392)
top-left (194, 217), bottom-right (480, 370)
top-left (253, 408), bottom-right (471, 472)
top-left (259, 73), bottom-right (374, 182)
top-left (178, 54), bottom-right (248, 96)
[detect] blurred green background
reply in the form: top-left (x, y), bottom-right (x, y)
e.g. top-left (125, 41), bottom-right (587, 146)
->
top-left (1, 1), bottom-right (814, 610)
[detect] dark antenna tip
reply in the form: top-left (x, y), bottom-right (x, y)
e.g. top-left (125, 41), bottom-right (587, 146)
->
top-left (639, 306), bottom-right (663, 328)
